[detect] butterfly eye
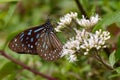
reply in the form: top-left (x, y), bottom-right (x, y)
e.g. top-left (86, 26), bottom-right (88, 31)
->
top-left (9, 20), bottom-right (63, 61)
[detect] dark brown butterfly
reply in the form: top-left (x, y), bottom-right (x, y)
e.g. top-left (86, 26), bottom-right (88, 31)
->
top-left (9, 19), bottom-right (63, 61)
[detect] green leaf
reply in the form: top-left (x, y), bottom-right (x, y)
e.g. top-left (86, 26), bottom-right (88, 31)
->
top-left (3, 73), bottom-right (16, 80)
top-left (93, 10), bottom-right (120, 31)
top-left (3, 5), bottom-right (17, 28)
top-left (1, 31), bottom-right (19, 50)
top-left (115, 67), bottom-right (120, 74)
top-left (115, 37), bottom-right (120, 61)
top-left (109, 50), bottom-right (116, 67)
top-left (0, 0), bottom-right (18, 3)
top-left (109, 73), bottom-right (120, 79)
top-left (0, 61), bottom-right (18, 80)
top-left (109, 67), bottom-right (120, 79)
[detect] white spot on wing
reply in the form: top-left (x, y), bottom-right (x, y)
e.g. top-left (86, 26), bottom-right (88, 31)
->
top-left (53, 56), bottom-right (55, 58)
top-left (50, 58), bottom-right (53, 60)
top-left (31, 45), bottom-right (33, 48)
top-left (26, 37), bottom-right (29, 40)
top-left (41, 49), bottom-right (43, 52)
top-left (44, 54), bottom-right (46, 56)
top-left (28, 44), bottom-right (30, 48)
top-left (22, 44), bottom-right (24, 47)
top-left (35, 42), bottom-right (38, 45)
top-left (15, 44), bottom-right (18, 46)
top-left (14, 39), bottom-right (17, 42)
top-left (12, 45), bottom-right (14, 48)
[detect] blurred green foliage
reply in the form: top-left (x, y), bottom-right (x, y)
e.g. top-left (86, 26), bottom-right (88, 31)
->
top-left (0, 0), bottom-right (120, 80)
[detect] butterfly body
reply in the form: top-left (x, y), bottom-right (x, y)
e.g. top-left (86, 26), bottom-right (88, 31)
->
top-left (9, 20), bottom-right (62, 61)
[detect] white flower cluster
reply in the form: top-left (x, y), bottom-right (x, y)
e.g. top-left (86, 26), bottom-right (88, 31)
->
top-left (57, 12), bottom-right (110, 62)
top-left (61, 38), bottom-right (78, 62)
top-left (55, 12), bottom-right (100, 32)
top-left (76, 14), bottom-right (100, 28)
top-left (55, 12), bottom-right (78, 32)
top-left (80, 29), bottom-right (110, 55)
top-left (61, 29), bottom-right (110, 62)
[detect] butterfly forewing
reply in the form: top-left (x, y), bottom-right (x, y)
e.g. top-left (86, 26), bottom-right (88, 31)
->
top-left (9, 25), bottom-right (45, 54)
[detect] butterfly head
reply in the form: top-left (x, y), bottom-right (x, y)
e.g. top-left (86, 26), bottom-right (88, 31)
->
top-left (44, 19), bottom-right (54, 33)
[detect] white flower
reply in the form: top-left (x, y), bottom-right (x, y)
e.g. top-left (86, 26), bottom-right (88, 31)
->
top-left (94, 29), bottom-right (110, 49)
top-left (80, 39), bottom-right (93, 52)
top-left (90, 14), bottom-right (100, 25)
top-left (55, 25), bottom-right (62, 32)
top-left (64, 37), bottom-right (80, 50)
top-left (84, 52), bottom-right (89, 55)
top-left (67, 54), bottom-right (77, 62)
top-left (55, 12), bottom-right (78, 32)
top-left (61, 36), bottom-right (79, 62)
top-left (75, 29), bottom-right (89, 42)
top-left (77, 14), bottom-right (100, 28)
top-left (80, 29), bottom-right (110, 54)
top-left (67, 12), bottom-right (78, 19)
top-left (59, 16), bottom-right (72, 25)
top-left (71, 40), bottom-right (80, 50)
top-left (61, 49), bottom-right (75, 57)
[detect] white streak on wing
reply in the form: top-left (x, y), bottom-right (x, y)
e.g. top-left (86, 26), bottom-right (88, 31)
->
top-left (36, 34), bottom-right (40, 39)
top-left (34, 27), bottom-right (44, 33)
top-left (28, 30), bottom-right (32, 35)
top-left (20, 33), bottom-right (24, 39)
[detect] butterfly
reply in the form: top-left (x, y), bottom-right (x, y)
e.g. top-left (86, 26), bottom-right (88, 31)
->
top-left (8, 19), bottom-right (63, 61)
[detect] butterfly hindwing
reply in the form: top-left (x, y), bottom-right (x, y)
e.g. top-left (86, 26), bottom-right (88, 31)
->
top-left (36, 31), bottom-right (62, 61)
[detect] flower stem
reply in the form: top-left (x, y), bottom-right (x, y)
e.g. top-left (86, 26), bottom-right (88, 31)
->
top-left (0, 50), bottom-right (57, 80)
top-left (94, 51), bottom-right (113, 70)
top-left (74, 0), bottom-right (88, 18)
